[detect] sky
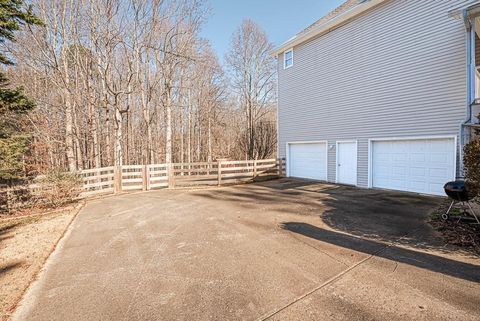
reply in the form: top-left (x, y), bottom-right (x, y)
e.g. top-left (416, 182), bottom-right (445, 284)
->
top-left (200, 0), bottom-right (345, 62)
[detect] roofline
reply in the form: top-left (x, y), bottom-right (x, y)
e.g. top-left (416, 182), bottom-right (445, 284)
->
top-left (272, 0), bottom-right (388, 56)
top-left (449, 1), bottom-right (480, 20)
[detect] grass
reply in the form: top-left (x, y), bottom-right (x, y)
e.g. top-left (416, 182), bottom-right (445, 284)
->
top-left (0, 205), bottom-right (80, 321)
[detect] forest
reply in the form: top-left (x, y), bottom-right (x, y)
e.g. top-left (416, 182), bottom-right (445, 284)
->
top-left (1, 0), bottom-right (277, 179)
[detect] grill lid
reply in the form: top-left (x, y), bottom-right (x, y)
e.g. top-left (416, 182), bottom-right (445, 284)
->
top-left (444, 180), bottom-right (470, 201)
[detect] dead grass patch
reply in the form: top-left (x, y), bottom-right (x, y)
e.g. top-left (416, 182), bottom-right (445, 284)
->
top-left (0, 204), bottom-right (82, 321)
top-left (430, 200), bottom-right (480, 257)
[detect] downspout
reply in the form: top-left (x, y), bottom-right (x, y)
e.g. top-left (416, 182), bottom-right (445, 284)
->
top-left (460, 9), bottom-right (474, 178)
top-left (467, 9), bottom-right (475, 122)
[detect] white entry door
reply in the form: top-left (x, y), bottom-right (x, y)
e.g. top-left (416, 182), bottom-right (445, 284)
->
top-left (336, 141), bottom-right (357, 185)
top-left (371, 138), bottom-right (455, 195)
top-left (288, 142), bottom-right (327, 181)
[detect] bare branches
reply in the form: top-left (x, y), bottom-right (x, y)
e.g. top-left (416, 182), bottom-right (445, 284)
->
top-left (225, 19), bottom-right (277, 160)
top-left (8, 1), bottom-right (277, 172)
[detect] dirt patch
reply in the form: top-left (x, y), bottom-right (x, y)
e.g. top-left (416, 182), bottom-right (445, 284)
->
top-left (429, 200), bottom-right (480, 256)
top-left (0, 204), bottom-right (82, 321)
top-left (0, 203), bottom-right (77, 220)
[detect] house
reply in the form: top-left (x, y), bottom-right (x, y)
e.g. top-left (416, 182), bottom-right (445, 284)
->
top-left (274, 0), bottom-right (480, 196)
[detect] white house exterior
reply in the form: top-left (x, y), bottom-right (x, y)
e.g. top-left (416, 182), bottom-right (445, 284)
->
top-left (275, 0), bottom-right (480, 196)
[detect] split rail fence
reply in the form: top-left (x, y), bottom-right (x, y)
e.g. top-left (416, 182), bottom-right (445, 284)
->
top-left (81, 158), bottom-right (285, 197)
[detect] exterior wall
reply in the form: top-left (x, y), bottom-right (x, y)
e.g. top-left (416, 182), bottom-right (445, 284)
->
top-left (327, 140), bottom-right (336, 182)
top-left (278, 0), bottom-right (468, 187)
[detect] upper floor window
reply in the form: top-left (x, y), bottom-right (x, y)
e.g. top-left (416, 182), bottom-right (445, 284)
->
top-left (284, 49), bottom-right (293, 69)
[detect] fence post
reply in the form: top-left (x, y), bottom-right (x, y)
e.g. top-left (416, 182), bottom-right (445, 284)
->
top-left (278, 158), bottom-right (283, 177)
top-left (142, 165), bottom-right (148, 191)
top-left (168, 163), bottom-right (175, 188)
top-left (253, 160), bottom-right (257, 178)
top-left (217, 160), bottom-right (222, 186)
top-left (114, 165), bottom-right (122, 194)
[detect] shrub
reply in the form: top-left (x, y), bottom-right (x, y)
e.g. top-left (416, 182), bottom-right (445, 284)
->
top-left (37, 171), bottom-right (82, 207)
top-left (0, 182), bottom-right (33, 213)
top-left (0, 135), bottom-right (30, 181)
top-left (464, 139), bottom-right (480, 198)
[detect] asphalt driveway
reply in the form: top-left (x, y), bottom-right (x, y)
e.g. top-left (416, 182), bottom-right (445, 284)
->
top-left (13, 179), bottom-right (480, 321)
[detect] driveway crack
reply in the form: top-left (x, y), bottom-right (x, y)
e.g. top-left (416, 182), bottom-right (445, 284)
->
top-left (392, 262), bottom-right (399, 274)
top-left (258, 229), bottom-right (418, 321)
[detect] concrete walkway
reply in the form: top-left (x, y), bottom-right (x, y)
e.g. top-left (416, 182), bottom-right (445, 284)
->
top-left (13, 179), bottom-right (480, 321)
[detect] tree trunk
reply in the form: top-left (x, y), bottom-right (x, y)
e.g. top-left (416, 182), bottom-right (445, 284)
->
top-left (187, 89), bottom-right (192, 164)
top-left (180, 105), bottom-right (184, 164)
top-left (64, 94), bottom-right (76, 172)
top-left (207, 107), bottom-right (212, 162)
top-left (92, 106), bottom-right (101, 168)
top-left (141, 90), bottom-right (152, 164)
top-left (113, 97), bottom-right (123, 167)
top-left (105, 103), bottom-right (112, 166)
top-left (165, 88), bottom-right (172, 164)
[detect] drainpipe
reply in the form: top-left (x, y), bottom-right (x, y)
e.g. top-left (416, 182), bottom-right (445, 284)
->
top-left (467, 10), bottom-right (475, 119)
top-left (460, 9), bottom-right (474, 178)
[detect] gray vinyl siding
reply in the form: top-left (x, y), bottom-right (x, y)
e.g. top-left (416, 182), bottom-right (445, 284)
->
top-left (278, 0), bottom-right (469, 187)
top-left (327, 140), bottom-right (336, 182)
top-left (357, 140), bottom-right (369, 187)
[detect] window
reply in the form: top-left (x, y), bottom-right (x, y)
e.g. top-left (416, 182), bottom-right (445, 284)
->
top-left (284, 49), bottom-right (293, 69)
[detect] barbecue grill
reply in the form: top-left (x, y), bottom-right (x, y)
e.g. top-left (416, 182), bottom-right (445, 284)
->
top-left (443, 180), bottom-right (480, 223)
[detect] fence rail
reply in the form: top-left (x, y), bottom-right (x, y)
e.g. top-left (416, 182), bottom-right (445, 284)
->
top-left (78, 158), bottom-right (285, 197)
top-left (0, 158), bottom-right (285, 212)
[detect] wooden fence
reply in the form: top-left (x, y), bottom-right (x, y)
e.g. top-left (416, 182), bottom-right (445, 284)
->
top-left (80, 158), bottom-right (285, 197)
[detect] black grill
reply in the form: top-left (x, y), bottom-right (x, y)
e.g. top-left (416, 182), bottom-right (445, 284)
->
top-left (442, 180), bottom-right (480, 224)
top-left (444, 180), bottom-right (471, 202)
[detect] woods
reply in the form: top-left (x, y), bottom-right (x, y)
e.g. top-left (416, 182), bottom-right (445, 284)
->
top-left (226, 19), bottom-right (277, 160)
top-left (3, 0), bottom-right (277, 179)
top-left (0, 0), bottom-right (40, 181)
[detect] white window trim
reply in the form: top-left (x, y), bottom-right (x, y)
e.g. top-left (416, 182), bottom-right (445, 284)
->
top-left (283, 48), bottom-right (293, 69)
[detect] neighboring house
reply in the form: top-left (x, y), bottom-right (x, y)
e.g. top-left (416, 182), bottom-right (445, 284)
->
top-left (274, 0), bottom-right (480, 196)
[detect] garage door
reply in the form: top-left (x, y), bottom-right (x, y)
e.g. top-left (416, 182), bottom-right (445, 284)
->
top-left (288, 142), bottom-right (327, 180)
top-left (371, 138), bottom-right (455, 195)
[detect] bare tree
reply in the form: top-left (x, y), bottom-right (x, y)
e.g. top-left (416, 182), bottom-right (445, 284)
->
top-left (8, 1), bottom-right (277, 175)
top-left (225, 19), bottom-right (277, 160)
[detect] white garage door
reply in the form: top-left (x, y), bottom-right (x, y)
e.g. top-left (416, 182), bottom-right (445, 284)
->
top-left (288, 142), bottom-right (327, 181)
top-left (371, 138), bottom-right (455, 195)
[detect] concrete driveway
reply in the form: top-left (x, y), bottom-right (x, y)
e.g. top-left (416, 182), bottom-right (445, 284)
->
top-left (13, 179), bottom-right (480, 321)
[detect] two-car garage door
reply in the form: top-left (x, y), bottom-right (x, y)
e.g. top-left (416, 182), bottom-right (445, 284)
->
top-left (371, 138), bottom-right (455, 195)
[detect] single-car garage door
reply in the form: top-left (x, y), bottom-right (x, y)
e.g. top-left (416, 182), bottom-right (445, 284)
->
top-left (371, 138), bottom-right (455, 195)
top-left (288, 142), bottom-right (327, 181)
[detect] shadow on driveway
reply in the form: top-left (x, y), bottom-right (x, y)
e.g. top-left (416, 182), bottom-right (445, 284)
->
top-left (280, 222), bottom-right (480, 283)
top-left (199, 178), bottom-right (445, 251)
top-left (195, 178), bottom-right (480, 281)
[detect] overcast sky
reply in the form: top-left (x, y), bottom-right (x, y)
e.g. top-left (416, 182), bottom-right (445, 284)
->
top-left (200, 0), bottom-right (345, 62)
